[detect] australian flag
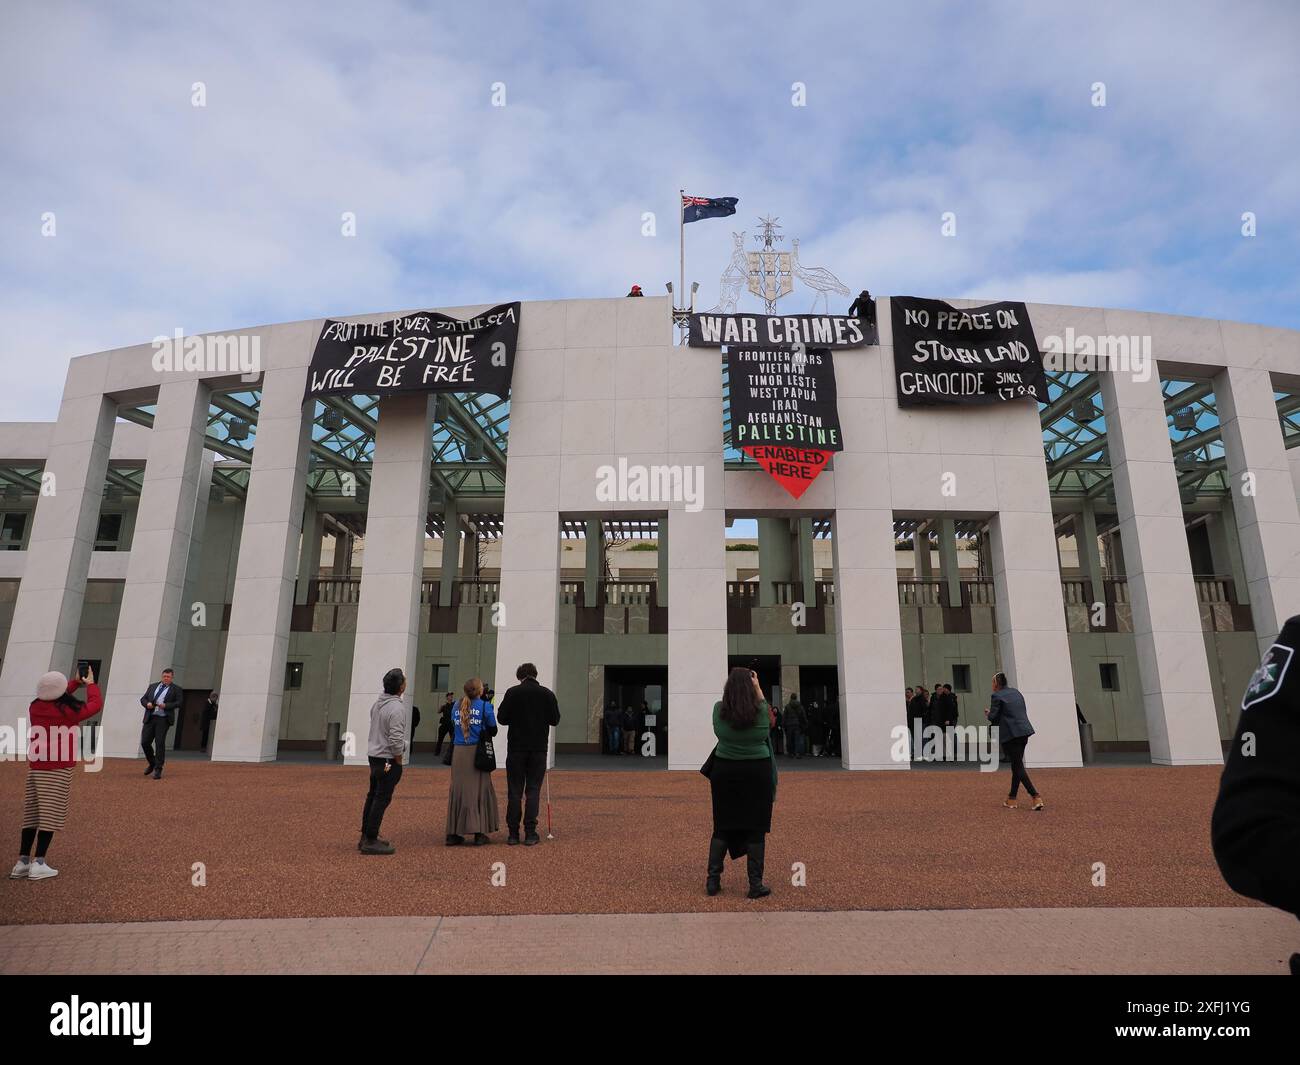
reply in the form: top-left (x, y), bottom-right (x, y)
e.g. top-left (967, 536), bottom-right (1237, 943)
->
top-left (682, 194), bottom-right (738, 224)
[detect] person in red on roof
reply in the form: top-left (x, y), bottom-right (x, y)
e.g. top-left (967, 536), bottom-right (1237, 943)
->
top-left (626, 285), bottom-right (643, 297)
top-left (11, 664), bottom-right (103, 882)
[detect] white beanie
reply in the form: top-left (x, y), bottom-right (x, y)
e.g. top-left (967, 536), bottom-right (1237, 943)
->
top-left (36, 671), bottom-right (67, 701)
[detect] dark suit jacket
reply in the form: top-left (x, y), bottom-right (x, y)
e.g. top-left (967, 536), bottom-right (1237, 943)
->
top-left (988, 686), bottom-right (1034, 740)
top-left (496, 678), bottom-right (561, 752)
top-left (140, 682), bottom-right (184, 726)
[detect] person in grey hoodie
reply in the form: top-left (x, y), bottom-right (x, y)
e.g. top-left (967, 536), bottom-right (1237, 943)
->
top-left (358, 668), bottom-right (408, 854)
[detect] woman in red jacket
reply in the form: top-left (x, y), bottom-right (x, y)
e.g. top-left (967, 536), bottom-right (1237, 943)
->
top-left (12, 665), bottom-right (103, 881)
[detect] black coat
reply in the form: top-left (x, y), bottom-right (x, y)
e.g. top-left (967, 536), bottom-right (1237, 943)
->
top-left (1212, 615), bottom-right (1300, 918)
top-left (140, 682), bottom-right (183, 726)
top-left (496, 677), bottom-right (561, 753)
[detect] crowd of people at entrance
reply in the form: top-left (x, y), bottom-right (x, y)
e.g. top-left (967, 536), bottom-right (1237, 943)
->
top-left (773, 693), bottom-right (841, 759)
top-left (601, 701), bottom-right (658, 756)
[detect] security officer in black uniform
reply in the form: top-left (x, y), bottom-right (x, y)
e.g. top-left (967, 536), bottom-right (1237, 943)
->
top-left (1211, 614), bottom-right (1300, 974)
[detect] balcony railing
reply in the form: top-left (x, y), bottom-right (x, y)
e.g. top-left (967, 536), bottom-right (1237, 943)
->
top-left (308, 573), bottom-right (1238, 618)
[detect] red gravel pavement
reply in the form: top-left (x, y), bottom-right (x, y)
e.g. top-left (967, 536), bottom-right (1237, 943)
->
top-left (0, 758), bottom-right (1249, 926)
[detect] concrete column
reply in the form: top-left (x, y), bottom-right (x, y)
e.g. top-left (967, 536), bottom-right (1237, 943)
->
top-left (171, 451), bottom-right (216, 681)
top-left (1098, 371), bottom-right (1222, 765)
top-left (460, 520), bottom-right (477, 579)
top-left (0, 386), bottom-right (116, 746)
top-left (212, 364), bottom-right (312, 762)
top-left (913, 523), bottom-right (933, 579)
top-left (656, 518), bottom-right (668, 606)
top-left (331, 530), bottom-right (352, 576)
top-left (343, 394), bottom-right (433, 766)
top-left (988, 510), bottom-right (1083, 767)
top-left (937, 517), bottom-right (961, 607)
top-left (102, 378), bottom-right (211, 757)
top-left (796, 517), bottom-right (816, 599)
top-left (495, 512), bottom-right (561, 768)
top-left (832, 508), bottom-right (908, 769)
top-left (667, 506), bottom-right (728, 770)
top-left (757, 516), bottom-right (791, 606)
top-left (1214, 365), bottom-right (1300, 653)
top-left (1206, 499), bottom-right (1249, 604)
top-left (438, 498), bottom-right (459, 607)
top-left (1074, 501), bottom-right (1105, 607)
top-left (583, 519), bottom-right (601, 606)
top-left (294, 496), bottom-right (324, 605)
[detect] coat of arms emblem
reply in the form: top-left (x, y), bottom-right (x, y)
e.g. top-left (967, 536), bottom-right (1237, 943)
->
top-left (745, 216), bottom-right (793, 313)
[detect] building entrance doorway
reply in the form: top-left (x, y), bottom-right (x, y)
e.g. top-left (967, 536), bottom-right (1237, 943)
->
top-left (603, 666), bottom-right (667, 759)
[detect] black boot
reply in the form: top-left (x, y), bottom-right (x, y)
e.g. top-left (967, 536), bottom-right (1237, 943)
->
top-left (706, 836), bottom-right (726, 896)
top-left (746, 836), bottom-right (771, 899)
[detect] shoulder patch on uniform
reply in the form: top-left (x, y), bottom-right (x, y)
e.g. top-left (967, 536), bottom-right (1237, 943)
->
top-left (1241, 643), bottom-right (1293, 711)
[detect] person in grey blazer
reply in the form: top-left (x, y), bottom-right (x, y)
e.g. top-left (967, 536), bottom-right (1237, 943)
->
top-left (985, 672), bottom-right (1044, 810)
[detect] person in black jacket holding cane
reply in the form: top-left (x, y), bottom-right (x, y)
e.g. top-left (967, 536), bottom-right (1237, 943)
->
top-left (1212, 615), bottom-right (1300, 975)
top-left (496, 662), bottom-right (561, 846)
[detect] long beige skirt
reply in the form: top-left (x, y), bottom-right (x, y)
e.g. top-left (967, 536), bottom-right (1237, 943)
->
top-left (445, 744), bottom-right (500, 837)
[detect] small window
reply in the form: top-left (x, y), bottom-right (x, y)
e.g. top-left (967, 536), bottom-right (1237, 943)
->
top-left (431, 664), bottom-right (450, 692)
top-left (1099, 663), bottom-right (1121, 691)
top-left (95, 513), bottom-right (123, 551)
top-left (951, 664), bottom-right (972, 692)
top-left (285, 661), bottom-right (304, 691)
top-left (0, 513), bottom-right (26, 550)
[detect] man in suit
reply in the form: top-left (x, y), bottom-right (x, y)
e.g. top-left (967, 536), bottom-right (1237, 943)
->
top-left (985, 672), bottom-right (1042, 809)
top-left (140, 668), bottom-right (183, 779)
top-left (496, 662), bottom-right (561, 846)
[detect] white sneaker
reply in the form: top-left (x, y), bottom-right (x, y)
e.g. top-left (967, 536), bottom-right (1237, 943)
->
top-left (9, 859), bottom-right (30, 879)
top-left (27, 862), bottom-right (58, 881)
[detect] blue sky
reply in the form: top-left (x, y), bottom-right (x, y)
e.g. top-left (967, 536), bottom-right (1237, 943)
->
top-left (2, 0), bottom-right (1297, 422)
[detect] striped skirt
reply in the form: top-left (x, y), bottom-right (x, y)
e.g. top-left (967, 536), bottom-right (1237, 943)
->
top-left (22, 767), bottom-right (74, 831)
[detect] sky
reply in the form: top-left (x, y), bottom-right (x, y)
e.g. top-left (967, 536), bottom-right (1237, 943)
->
top-left (2, 0), bottom-right (1298, 423)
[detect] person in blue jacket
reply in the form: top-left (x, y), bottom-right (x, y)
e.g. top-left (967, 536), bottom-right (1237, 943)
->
top-left (444, 677), bottom-right (499, 846)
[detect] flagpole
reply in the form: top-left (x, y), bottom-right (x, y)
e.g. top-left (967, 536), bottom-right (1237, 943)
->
top-left (678, 187), bottom-right (685, 313)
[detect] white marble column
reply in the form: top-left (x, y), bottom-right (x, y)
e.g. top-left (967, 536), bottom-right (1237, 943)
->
top-left (667, 505), bottom-right (728, 770)
top-left (1214, 365), bottom-right (1300, 654)
top-left (212, 364), bottom-right (313, 762)
top-left (102, 378), bottom-right (212, 757)
top-left (343, 394), bottom-right (433, 766)
top-left (1098, 371), bottom-right (1222, 764)
top-left (988, 510), bottom-right (1082, 766)
top-left (0, 380), bottom-right (116, 747)
top-left (833, 507), bottom-right (910, 769)
top-left (494, 484), bottom-right (561, 769)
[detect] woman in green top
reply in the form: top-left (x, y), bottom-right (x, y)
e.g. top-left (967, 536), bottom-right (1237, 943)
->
top-left (705, 667), bottom-right (777, 899)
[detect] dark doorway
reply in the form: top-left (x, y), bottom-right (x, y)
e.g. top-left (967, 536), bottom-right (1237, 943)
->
top-left (174, 689), bottom-right (213, 752)
top-left (603, 666), bottom-right (668, 760)
top-left (798, 665), bottom-right (839, 708)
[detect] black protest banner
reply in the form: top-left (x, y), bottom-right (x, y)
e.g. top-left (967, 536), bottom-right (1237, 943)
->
top-left (890, 297), bottom-right (1047, 408)
top-left (690, 311), bottom-right (877, 349)
top-left (727, 344), bottom-right (842, 499)
top-left (304, 302), bottom-right (521, 401)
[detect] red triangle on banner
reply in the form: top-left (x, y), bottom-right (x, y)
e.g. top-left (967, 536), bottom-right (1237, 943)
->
top-left (743, 445), bottom-right (832, 499)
